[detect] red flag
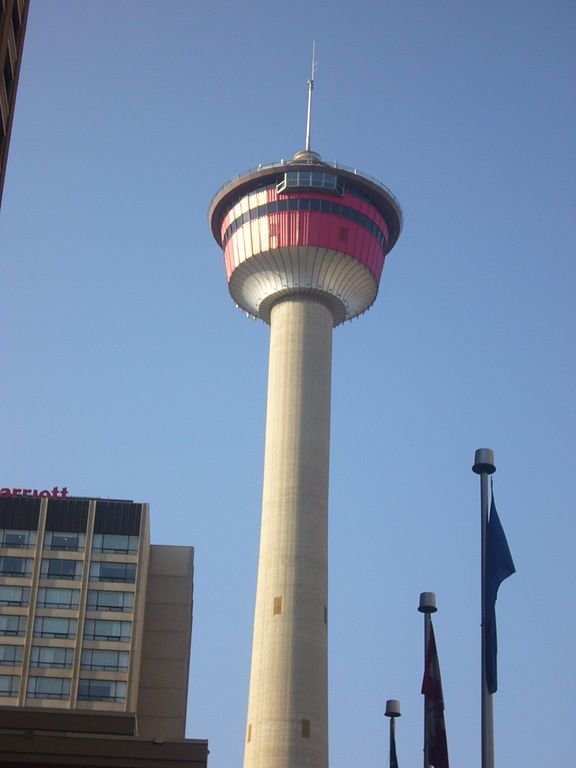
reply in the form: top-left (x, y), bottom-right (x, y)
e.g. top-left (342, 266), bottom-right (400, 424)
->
top-left (421, 622), bottom-right (449, 768)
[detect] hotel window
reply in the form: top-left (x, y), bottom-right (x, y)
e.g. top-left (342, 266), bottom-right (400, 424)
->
top-left (83, 619), bottom-right (131, 642)
top-left (0, 615), bottom-right (26, 636)
top-left (92, 533), bottom-right (138, 554)
top-left (0, 529), bottom-right (36, 548)
top-left (40, 558), bottom-right (82, 580)
top-left (0, 645), bottom-right (23, 666)
top-left (33, 616), bottom-right (76, 639)
top-left (81, 649), bottom-right (129, 672)
top-left (0, 675), bottom-right (20, 697)
top-left (86, 589), bottom-right (134, 613)
top-left (77, 679), bottom-right (126, 703)
top-left (44, 531), bottom-right (85, 552)
top-left (87, 589), bottom-right (134, 613)
top-left (30, 646), bottom-right (74, 669)
top-left (0, 556), bottom-right (33, 577)
top-left (27, 676), bottom-right (70, 700)
top-left (89, 562), bottom-right (136, 584)
top-left (0, 585), bottom-right (29, 606)
top-left (37, 587), bottom-right (80, 609)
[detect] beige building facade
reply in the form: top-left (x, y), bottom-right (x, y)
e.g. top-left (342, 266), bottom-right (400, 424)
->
top-left (0, 494), bottom-right (203, 752)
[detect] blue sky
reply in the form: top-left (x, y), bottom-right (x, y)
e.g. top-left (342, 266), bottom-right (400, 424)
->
top-left (1, 1), bottom-right (575, 765)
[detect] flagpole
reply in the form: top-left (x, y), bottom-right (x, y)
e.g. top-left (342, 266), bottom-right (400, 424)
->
top-left (418, 592), bottom-right (437, 768)
top-left (385, 699), bottom-right (400, 768)
top-left (473, 448), bottom-right (496, 768)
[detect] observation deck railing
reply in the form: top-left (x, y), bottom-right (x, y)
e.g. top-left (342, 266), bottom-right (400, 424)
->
top-left (211, 158), bottom-right (402, 222)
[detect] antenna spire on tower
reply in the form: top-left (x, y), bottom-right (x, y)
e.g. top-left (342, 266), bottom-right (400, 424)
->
top-left (305, 41), bottom-right (317, 152)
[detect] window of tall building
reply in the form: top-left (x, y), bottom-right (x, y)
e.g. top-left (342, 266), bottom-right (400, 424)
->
top-left (0, 585), bottom-right (29, 606)
top-left (30, 646), bottom-right (74, 669)
top-left (12, 2), bottom-right (22, 38)
top-left (0, 529), bottom-right (36, 548)
top-left (33, 616), bottom-right (76, 639)
top-left (0, 615), bottom-right (27, 636)
top-left (0, 645), bottom-right (23, 666)
top-left (89, 562), bottom-right (136, 583)
top-left (77, 678), bottom-right (126, 703)
top-left (92, 533), bottom-right (138, 554)
top-left (81, 649), bottom-right (129, 672)
top-left (37, 587), bottom-right (80, 609)
top-left (0, 556), bottom-right (33, 577)
top-left (86, 589), bottom-right (134, 613)
top-left (27, 676), bottom-right (70, 700)
top-left (83, 619), bottom-right (131, 642)
top-left (44, 531), bottom-right (85, 552)
top-left (3, 53), bottom-right (14, 102)
top-left (40, 558), bottom-right (82, 580)
top-left (0, 675), bottom-right (20, 697)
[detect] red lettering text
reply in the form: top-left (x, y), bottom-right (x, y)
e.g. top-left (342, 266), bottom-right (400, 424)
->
top-left (0, 486), bottom-right (71, 498)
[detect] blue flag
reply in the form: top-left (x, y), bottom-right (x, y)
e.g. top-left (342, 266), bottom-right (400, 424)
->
top-left (484, 494), bottom-right (515, 694)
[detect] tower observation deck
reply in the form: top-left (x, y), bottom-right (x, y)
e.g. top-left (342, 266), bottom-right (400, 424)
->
top-left (209, 150), bottom-right (402, 325)
top-left (209, 148), bottom-right (402, 768)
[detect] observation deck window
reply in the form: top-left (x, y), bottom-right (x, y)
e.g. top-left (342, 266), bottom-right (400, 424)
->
top-left (276, 171), bottom-right (344, 196)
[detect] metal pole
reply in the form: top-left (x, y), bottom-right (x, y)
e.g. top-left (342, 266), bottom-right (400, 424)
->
top-left (419, 592), bottom-right (437, 768)
top-left (473, 448), bottom-right (496, 768)
top-left (305, 42), bottom-right (316, 152)
top-left (385, 699), bottom-right (401, 768)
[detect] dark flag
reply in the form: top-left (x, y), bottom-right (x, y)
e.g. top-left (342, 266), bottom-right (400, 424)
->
top-left (390, 725), bottom-right (399, 768)
top-left (484, 493), bottom-right (515, 694)
top-left (421, 622), bottom-right (449, 768)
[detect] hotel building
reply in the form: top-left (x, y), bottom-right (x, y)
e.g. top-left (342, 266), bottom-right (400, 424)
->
top-left (0, 494), bottom-right (208, 767)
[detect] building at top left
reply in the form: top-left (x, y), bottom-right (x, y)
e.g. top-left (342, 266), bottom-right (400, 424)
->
top-left (0, 0), bottom-right (29, 209)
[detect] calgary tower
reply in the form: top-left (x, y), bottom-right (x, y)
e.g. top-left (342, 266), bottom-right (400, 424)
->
top-left (209, 54), bottom-right (402, 768)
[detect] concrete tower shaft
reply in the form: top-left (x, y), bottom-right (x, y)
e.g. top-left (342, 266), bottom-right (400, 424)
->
top-left (209, 155), bottom-right (401, 768)
top-left (246, 296), bottom-right (332, 767)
